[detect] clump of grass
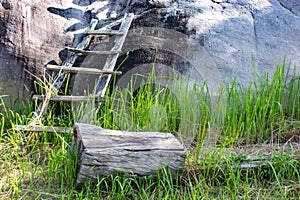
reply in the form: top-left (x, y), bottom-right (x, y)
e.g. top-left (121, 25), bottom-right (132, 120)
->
top-left (220, 61), bottom-right (299, 145)
top-left (0, 96), bottom-right (36, 146)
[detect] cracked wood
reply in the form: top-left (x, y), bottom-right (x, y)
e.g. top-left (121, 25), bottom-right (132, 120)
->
top-left (74, 123), bottom-right (186, 188)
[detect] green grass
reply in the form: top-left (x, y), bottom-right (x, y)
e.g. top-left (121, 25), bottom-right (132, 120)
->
top-left (0, 60), bottom-right (299, 199)
top-left (220, 62), bottom-right (299, 144)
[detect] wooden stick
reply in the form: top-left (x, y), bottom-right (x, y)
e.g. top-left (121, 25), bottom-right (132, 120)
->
top-left (84, 30), bottom-right (124, 36)
top-left (47, 65), bottom-right (122, 75)
top-left (66, 47), bottom-right (120, 55)
top-left (33, 95), bottom-right (105, 102)
top-left (14, 125), bottom-right (71, 133)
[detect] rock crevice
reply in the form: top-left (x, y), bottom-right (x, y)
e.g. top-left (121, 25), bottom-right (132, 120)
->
top-left (277, 0), bottom-right (300, 17)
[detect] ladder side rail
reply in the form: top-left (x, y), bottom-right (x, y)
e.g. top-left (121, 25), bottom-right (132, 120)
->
top-left (94, 13), bottom-right (134, 98)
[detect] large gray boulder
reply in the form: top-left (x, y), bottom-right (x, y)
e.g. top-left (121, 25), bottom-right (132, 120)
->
top-left (0, 0), bottom-right (299, 109)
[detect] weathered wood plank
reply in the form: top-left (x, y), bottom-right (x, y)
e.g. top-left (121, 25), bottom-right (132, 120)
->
top-left (74, 123), bottom-right (186, 188)
top-left (84, 30), bottom-right (124, 36)
top-left (14, 125), bottom-right (71, 133)
top-left (66, 47), bottom-right (120, 55)
top-left (33, 95), bottom-right (105, 102)
top-left (46, 65), bottom-right (122, 75)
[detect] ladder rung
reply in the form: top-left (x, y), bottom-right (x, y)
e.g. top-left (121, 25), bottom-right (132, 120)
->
top-left (14, 125), bottom-right (71, 133)
top-left (47, 65), bottom-right (122, 75)
top-left (66, 47), bottom-right (120, 55)
top-left (84, 30), bottom-right (124, 36)
top-left (33, 95), bottom-right (105, 102)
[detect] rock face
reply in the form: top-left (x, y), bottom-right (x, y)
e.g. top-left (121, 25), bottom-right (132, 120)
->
top-left (0, 0), bottom-right (74, 107)
top-left (1, 0), bottom-right (299, 109)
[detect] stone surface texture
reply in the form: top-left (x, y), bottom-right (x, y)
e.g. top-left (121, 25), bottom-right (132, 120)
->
top-left (0, 0), bottom-right (299, 107)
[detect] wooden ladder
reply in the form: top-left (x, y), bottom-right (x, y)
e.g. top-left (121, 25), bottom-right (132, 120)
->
top-left (15, 13), bottom-right (134, 132)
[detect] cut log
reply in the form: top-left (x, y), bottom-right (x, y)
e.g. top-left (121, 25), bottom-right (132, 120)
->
top-left (74, 123), bottom-right (186, 188)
